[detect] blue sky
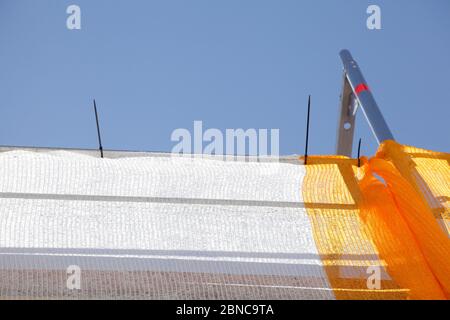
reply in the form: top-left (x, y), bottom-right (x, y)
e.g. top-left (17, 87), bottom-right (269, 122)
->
top-left (0, 0), bottom-right (449, 156)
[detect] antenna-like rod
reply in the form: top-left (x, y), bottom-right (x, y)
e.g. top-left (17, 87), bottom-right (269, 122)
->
top-left (304, 95), bottom-right (311, 165)
top-left (357, 138), bottom-right (362, 167)
top-left (93, 99), bottom-right (104, 158)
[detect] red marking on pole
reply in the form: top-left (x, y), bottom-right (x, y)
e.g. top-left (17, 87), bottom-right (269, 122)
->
top-left (355, 83), bottom-right (370, 95)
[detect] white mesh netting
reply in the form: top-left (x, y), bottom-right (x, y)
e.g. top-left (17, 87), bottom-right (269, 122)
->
top-left (0, 150), bottom-right (333, 299)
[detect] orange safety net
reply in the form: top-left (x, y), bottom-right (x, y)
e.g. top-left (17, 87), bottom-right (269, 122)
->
top-left (302, 141), bottom-right (450, 300)
top-left (377, 141), bottom-right (450, 236)
top-left (302, 156), bottom-right (407, 300)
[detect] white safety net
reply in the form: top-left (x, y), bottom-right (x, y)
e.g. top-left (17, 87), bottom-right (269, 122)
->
top-left (0, 150), bottom-right (333, 299)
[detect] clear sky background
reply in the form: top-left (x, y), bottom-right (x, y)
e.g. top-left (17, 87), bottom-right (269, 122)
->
top-left (0, 0), bottom-right (449, 156)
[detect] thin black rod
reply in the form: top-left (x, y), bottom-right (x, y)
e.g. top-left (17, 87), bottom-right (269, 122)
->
top-left (357, 138), bottom-right (362, 167)
top-left (93, 99), bottom-right (104, 158)
top-left (304, 95), bottom-right (311, 165)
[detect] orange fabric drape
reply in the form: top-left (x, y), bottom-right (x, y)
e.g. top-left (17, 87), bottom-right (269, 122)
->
top-left (302, 156), bottom-right (407, 299)
top-left (358, 158), bottom-right (448, 299)
top-left (301, 141), bottom-right (450, 300)
top-left (376, 141), bottom-right (450, 235)
top-left (357, 142), bottom-right (450, 299)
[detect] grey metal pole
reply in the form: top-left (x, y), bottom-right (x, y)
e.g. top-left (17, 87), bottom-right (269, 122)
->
top-left (339, 50), bottom-right (394, 144)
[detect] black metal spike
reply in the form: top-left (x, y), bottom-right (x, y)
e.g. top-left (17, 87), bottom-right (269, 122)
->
top-left (304, 95), bottom-right (311, 165)
top-left (357, 138), bottom-right (362, 167)
top-left (93, 99), bottom-right (104, 158)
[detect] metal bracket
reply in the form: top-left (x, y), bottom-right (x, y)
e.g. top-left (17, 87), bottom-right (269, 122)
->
top-left (336, 73), bottom-right (357, 157)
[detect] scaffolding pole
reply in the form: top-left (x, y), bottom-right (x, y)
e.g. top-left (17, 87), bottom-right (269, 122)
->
top-left (336, 49), bottom-right (394, 157)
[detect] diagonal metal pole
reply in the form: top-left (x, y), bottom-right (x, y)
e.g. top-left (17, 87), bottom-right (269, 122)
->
top-left (93, 99), bottom-right (104, 158)
top-left (336, 50), bottom-right (394, 157)
top-left (340, 50), bottom-right (394, 144)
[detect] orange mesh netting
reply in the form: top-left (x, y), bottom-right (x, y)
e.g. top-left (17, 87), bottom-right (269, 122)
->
top-left (302, 141), bottom-right (450, 300)
top-left (376, 141), bottom-right (450, 236)
top-left (302, 156), bottom-right (407, 299)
